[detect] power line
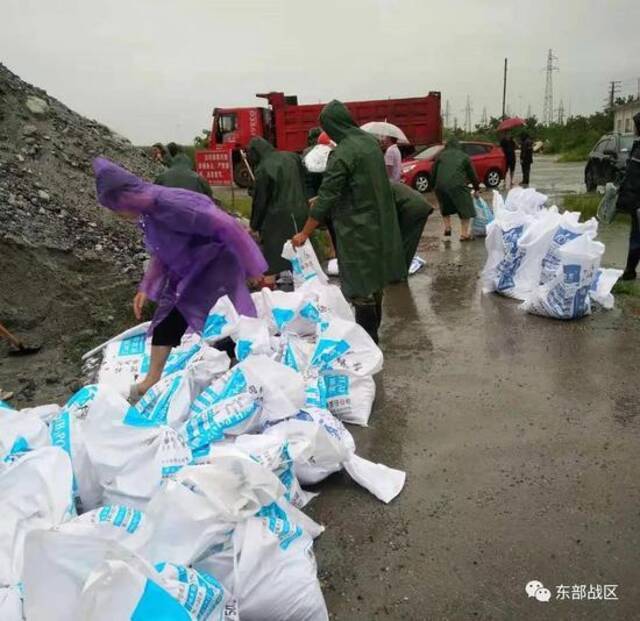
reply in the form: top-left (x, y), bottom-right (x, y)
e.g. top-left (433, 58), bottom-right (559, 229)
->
top-left (605, 80), bottom-right (622, 111)
top-left (557, 99), bottom-right (565, 125)
top-left (480, 106), bottom-right (488, 126)
top-left (444, 99), bottom-right (451, 128)
top-left (464, 95), bottom-right (473, 133)
top-left (542, 49), bottom-right (559, 125)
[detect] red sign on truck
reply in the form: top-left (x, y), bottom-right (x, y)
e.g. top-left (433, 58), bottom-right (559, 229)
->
top-left (195, 145), bottom-right (234, 186)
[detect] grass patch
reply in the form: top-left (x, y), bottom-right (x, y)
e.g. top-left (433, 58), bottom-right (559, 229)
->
top-left (214, 189), bottom-right (252, 219)
top-left (562, 193), bottom-right (601, 220)
top-left (613, 280), bottom-right (640, 297)
top-left (557, 147), bottom-right (589, 163)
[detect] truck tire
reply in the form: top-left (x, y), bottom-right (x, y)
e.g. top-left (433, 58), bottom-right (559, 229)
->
top-left (484, 168), bottom-right (502, 189)
top-left (413, 172), bottom-right (431, 193)
top-left (234, 161), bottom-right (253, 189)
top-left (585, 165), bottom-right (597, 192)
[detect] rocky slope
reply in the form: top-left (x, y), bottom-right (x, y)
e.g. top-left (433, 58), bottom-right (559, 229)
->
top-left (0, 63), bottom-right (161, 405)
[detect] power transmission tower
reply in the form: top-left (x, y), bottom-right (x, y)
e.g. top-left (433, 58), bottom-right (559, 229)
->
top-left (542, 49), bottom-right (559, 125)
top-left (444, 99), bottom-right (451, 128)
top-left (606, 80), bottom-right (622, 111)
top-left (557, 99), bottom-right (565, 125)
top-left (453, 116), bottom-right (458, 132)
top-left (463, 95), bottom-right (473, 133)
top-left (480, 106), bottom-right (488, 126)
top-left (526, 104), bottom-right (532, 119)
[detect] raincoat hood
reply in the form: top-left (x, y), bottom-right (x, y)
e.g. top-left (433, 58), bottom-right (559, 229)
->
top-left (247, 137), bottom-right (275, 166)
top-left (320, 100), bottom-right (358, 144)
top-left (169, 153), bottom-right (194, 170)
top-left (446, 137), bottom-right (461, 150)
top-left (92, 157), bottom-right (155, 213)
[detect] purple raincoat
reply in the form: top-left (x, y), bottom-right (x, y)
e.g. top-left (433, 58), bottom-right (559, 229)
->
top-left (93, 157), bottom-right (267, 333)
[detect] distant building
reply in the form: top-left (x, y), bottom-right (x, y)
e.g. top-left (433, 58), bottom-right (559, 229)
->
top-left (614, 99), bottom-right (640, 133)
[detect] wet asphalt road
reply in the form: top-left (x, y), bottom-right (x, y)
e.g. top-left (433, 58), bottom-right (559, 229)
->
top-left (308, 157), bottom-right (640, 620)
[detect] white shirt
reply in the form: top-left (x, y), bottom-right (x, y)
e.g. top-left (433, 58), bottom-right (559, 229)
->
top-left (384, 143), bottom-right (402, 182)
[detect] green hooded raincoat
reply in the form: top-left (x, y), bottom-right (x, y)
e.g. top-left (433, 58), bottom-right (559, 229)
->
top-left (431, 139), bottom-right (479, 219)
top-left (155, 153), bottom-right (212, 197)
top-left (248, 137), bottom-right (309, 275)
top-left (309, 100), bottom-right (407, 298)
top-left (391, 182), bottom-right (434, 268)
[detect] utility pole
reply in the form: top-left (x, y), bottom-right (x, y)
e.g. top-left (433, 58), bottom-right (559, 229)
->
top-left (637, 77), bottom-right (640, 100)
top-left (606, 80), bottom-right (621, 111)
top-left (502, 58), bottom-right (508, 119)
top-left (557, 99), bottom-right (565, 125)
top-left (464, 95), bottom-right (473, 133)
top-left (480, 106), bottom-right (488, 127)
top-left (444, 99), bottom-right (451, 128)
top-left (542, 49), bottom-right (559, 125)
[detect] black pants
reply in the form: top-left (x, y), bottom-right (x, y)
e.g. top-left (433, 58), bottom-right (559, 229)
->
top-left (521, 162), bottom-right (531, 186)
top-left (152, 308), bottom-right (188, 347)
top-left (624, 207), bottom-right (640, 276)
top-left (351, 291), bottom-right (384, 344)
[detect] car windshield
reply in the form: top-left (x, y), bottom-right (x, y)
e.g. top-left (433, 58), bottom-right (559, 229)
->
top-left (620, 135), bottom-right (635, 152)
top-left (414, 145), bottom-right (443, 160)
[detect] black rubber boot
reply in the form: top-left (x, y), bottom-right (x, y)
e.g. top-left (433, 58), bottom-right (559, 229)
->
top-left (622, 248), bottom-right (640, 281)
top-left (354, 304), bottom-right (379, 344)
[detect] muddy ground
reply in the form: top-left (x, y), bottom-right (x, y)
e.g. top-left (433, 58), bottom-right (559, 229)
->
top-left (3, 156), bottom-right (639, 618)
top-left (308, 158), bottom-right (640, 619)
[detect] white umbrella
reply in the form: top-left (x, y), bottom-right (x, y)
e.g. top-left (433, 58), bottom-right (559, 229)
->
top-left (360, 121), bottom-right (409, 144)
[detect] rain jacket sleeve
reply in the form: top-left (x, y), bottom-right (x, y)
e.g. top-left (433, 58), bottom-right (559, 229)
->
top-left (138, 255), bottom-right (168, 301)
top-left (198, 176), bottom-right (213, 198)
top-left (309, 156), bottom-right (350, 224)
top-left (465, 158), bottom-right (480, 191)
top-left (431, 158), bottom-right (441, 188)
top-left (250, 167), bottom-right (272, 231)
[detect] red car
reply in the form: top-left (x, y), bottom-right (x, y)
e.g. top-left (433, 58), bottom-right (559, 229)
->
top-left (401, 141), bottom-right (506, 193)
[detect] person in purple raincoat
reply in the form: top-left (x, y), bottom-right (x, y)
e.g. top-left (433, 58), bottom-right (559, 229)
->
top-left (93, 157), bottom-right (267, 401)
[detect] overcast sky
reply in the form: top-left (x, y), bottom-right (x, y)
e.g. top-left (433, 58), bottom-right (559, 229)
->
top-left (2, 0), bottom-right (639, 144)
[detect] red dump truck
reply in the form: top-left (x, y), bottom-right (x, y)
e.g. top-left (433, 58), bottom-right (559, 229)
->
top-left (197, 91), bottom-right (442, 187)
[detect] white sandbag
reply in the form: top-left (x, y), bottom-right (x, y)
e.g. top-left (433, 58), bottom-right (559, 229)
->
top-left (0, 586), bottom-right (22, 621)
top-left (265, 408), bottom-right (406, 503)
top-left (303, 143), bottom-right (333, 173)
top-left (538, 214), bottom-right (598, 285)
top-left (0, 400), bottom-right (13, 412)
top-left (323, 372), bottom-right (376, 427)
top-left (232, 315), bottom-right (273, 360)
top-left (212, 516), bottom-right (328, 621)
top-left (481, 209), bottom-right (533, 294)
top-left (409, 255), bottom-right (426, 275)
top-left (182, 356), bottom-right (304, 454)
top-left (590, 268), bottom-right (623, 309)
top-left (310, 316), bottom-right (383, 377)
top-left (261, 288), bottom-right (320, 336)
top-left (281, 240), bottom-right (328, 289)
top-left (504, 186), bottom-right (548, 213)
top-left (203, 295), bottom-right (240, 344)
top-left (471, 196), bottom-right (494, 237)
top-left (0, 447), bottom-right (73, 586)
top-left (299, 279), bottom-right (355, 322)
top-left (277, 333), bottom-right (316, 373)
top-left (493, 207), bottom-right (562, 300)
top-left (522, 235), bottom-right (605, 320)
top-left (233, 434), bottom-right (316, 508)
top-left (326, 258), bottom-right (339, 276)
top-left (125, 346), bottom-right (230, 430)
top-left (0, 407), bottom-right (49, 461)
top-left (50, 384), bottom-right (129, 512)
top-left (84, 406), bottom-right (193, 510)
top-left (144, 453), bottom-right (289, 565)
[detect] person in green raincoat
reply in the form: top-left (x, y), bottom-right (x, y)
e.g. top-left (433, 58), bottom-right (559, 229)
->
top-left (291, 100), bottom-right (406, 343)
top-left (155, 149), bottom-right (213, 197)
top-left (431, 138), bottom-right (479, 241)
top-left (247, 136), bottom-right (309, 286)
top-left (391, 181), bottom-right (434, 269)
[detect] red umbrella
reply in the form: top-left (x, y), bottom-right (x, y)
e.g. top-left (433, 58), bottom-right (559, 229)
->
top-left (498, 117), bottom-right (526, 132)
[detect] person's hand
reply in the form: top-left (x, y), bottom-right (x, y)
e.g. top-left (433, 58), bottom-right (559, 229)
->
top-left (308, 197), bottom-right (318, 209)
top-left (291, 232), bottom-right (308, 248)
top-left (133, 291), bottom-right (148, 321)
top-left (250, 229), bottom-right (260, 241)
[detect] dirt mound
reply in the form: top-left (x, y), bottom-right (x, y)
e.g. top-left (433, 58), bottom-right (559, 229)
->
top-left (0, 63), bottom-right (161, 405)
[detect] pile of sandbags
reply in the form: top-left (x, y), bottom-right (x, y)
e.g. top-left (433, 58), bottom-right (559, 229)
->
top-left (482, 188), bottom-right (622, 319)
top-left (0, 240), bottom-right (404, 621)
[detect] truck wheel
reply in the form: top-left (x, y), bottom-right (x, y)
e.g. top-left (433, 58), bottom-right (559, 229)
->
top-left (413, 173), bottom-right (430, 193)
top-left (484, 169), bottom-right (502, 188)
top-left (234, 161), bottom-right (253, 189)
top-left (585, 165), bottom-right (597, 192)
